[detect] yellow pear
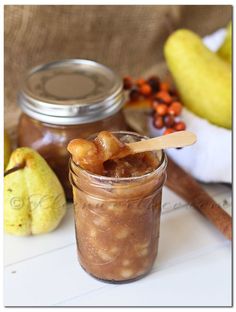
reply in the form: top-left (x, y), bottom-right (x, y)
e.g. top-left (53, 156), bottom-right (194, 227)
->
top-left (164, 29), bottom-right (232, 129)
top-left (217, 22), bottom-right (232, 63)
top-left (4, 147), bottom-right (66, 236)
top-left (4, 130), bottom-right (12, 170)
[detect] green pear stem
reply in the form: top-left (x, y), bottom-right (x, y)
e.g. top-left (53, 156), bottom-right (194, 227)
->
top-left (4, 162), bottom-right (26, 177)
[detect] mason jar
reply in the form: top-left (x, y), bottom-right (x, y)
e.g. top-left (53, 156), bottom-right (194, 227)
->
top-left (17, 59), bottom-right (127, 199)
top-left (69, 131), bottom-right (167, 283)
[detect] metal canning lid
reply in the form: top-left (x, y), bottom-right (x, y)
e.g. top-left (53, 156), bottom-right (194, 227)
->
top-left (18, 59), bottom-right (124, 125)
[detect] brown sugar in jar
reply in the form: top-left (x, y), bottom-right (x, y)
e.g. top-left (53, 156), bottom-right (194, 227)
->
top-left (69, 131), bottom-right (167, 282)
top-left (17, 59), bottom-right (127, 199)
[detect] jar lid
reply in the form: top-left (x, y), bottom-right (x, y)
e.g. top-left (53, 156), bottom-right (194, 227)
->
top-left (18, 59), bottom-right (124, 125)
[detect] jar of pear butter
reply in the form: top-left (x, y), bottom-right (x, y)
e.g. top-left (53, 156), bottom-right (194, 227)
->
top-left (17, 59), bottom-right (127, 199)
top-left (69, 131), bottom-right (167, 282)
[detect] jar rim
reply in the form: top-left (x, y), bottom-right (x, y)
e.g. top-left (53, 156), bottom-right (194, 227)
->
top-left (18, 59), bottom-right (124, 125)
top-left (69, 131), bottom-right (168, 183)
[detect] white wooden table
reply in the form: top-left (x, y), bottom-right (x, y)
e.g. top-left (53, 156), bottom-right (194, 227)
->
top-left (4, 183), bottom-right (232, 307)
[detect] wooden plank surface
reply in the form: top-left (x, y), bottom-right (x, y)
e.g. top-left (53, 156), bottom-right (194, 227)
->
top-left (4, 184), bottom-right (232, 307)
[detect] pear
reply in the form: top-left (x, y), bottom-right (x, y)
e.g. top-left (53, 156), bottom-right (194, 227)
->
top-left (4, 147), bottom-right (66, 236)
top-left (164, 29), bottom-right (232, 129)
top-left (217, 22), bottom-right (232, 63)
top-left (4, 130), bottom-right (12, 170)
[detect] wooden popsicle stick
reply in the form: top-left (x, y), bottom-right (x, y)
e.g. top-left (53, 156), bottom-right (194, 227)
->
top-left (127, 131), bottom-right (196, 154)
top-left (166, 157), bottom-right (232, 240)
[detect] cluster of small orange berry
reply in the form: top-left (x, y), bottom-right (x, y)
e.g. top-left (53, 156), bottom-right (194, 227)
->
top-left (123, 76), bottom-right (186, 135)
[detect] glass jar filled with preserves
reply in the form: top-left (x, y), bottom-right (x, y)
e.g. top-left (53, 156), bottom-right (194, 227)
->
top-left (69, 131), bottom-right (167, 282)
top-left (17, 59), bottom-right (127, 199)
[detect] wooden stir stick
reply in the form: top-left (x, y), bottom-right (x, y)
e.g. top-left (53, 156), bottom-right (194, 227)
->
top-left (114, 131), bottom-right (196, 159)
top-left (126, 130), bottom-right (196, 153)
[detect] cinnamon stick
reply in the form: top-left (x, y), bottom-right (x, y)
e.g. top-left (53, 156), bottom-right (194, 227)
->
top-left (166, 157), bottom-right (232, 240)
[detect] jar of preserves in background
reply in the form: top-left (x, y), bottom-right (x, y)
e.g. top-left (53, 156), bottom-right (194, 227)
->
top-left (69, 131), bottom-right (167, 282)
top-left (17, 59), bottom-right (127, 199)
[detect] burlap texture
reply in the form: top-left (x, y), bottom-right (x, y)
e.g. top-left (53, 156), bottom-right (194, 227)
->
top-left (4, 5), bottom-right (232, 135)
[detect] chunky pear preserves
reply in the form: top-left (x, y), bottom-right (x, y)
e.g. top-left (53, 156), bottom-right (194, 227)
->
top-left (68, 131), bottom-right (159, 176)
top-left (68, 131), bottom-right (167, 282)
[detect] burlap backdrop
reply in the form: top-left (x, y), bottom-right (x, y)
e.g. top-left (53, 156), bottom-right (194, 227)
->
top-left (4, 5), bottom-right (232, 136)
